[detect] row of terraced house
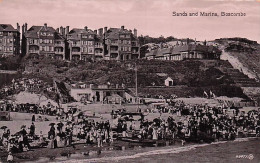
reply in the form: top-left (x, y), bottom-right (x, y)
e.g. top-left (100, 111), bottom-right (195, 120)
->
top-left (0, 23), bottom-right (140, 61)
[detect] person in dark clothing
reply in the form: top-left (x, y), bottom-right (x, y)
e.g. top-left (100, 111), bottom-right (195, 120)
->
top-left (29, 123), bottom-right (36, 138)
top-left (32, 115), bottom-right (35, 122)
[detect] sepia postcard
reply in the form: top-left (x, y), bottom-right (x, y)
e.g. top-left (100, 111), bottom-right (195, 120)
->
top-left (0, 0), bottom-right (260, 162)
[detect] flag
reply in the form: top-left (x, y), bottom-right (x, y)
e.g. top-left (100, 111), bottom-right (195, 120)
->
top-left (209, 90), bottom-right (213, 98)
top-left (212, 92), bottom-right (216, 99)
top-left (203, 91), bottom-right (208, 98)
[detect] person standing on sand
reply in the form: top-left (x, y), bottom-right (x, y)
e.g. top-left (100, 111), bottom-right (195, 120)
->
top-left (48, 126), bottom-right (56, 149)
top-left (32, 115), bottom-right (35, 122)
top-left (97, 129), bottom-right (102, 147)
top-left (152, 127), bottom-right (158, 140)
top-left (7, 152), bottom-right (13, 163)
top-left (29, 122), bottom-right (35, 138)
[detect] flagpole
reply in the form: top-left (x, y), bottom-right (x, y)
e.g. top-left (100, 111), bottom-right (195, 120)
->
top-left (135, 63), bottom-right (139, 109)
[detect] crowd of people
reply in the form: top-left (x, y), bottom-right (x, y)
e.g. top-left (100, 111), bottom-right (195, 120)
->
top-left (1, 101), bottom-right (260, 162)
top-left (0, 77), bottom-right (55, 101)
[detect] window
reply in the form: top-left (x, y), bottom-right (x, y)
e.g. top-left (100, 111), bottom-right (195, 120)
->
top-left (0, 32), bottom-right (3, 36)
top-left (88, 47), bottom-right (94, 53)
top-left (88, 41), bottom-right (93, 46)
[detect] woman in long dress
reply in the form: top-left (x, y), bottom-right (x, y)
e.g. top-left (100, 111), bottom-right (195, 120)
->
top-left (49, 135), bottom-right (55, 149)
top-left (152, 127), bottom-right (158, 140)
top-left (56, 128), bottom-right (62, 148)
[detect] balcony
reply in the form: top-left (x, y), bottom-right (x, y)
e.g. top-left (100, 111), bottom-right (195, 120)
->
top-left (132, 51), bottom-right (139, 54)
top-left (28, 50), bottom-right (39, 53)
top-left (95, 52), bottom-right (103, 56)
top-left (71, 43), bottom-right (81, 47)
top-left (95, 45), bottom-right (103, 48)
top-left (111, 42), bottom-right (118, 46)
top-left (55, 51), bottom-right (64, 55)
top-left (71, 51), bottom-right (81, 55)
top-left (110, 49), bottom-right (118, 53)
top-left (55, 42), bottom-right (65, 47)
top-left (28, 42), bottom-right (39, 45)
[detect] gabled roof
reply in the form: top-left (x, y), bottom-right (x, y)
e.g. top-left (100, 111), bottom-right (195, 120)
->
top-left (68, 28), bottom-right (96, 40)
top-left (0, 24), bottom-right (19, 32)
top-left (25, 25), bottom-right (61, 39)
top-left (105, 27), bottom-right (133, 40)
top-left (69, 28), bottom-right (96, 35)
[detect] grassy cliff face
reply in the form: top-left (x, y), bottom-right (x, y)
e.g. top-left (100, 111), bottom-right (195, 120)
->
top-left (21, 58), bottom-right (248, 98)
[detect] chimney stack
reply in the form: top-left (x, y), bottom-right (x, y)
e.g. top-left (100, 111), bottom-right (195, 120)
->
top-left (25, 23), bottom-right (27, 32)
top-left (16, 23), bottom-right (20, 33)
top-left (94, 30), bottom-right (97, 34)
top-left (84, 26), bottom-right (88, 31)
top-left (60, 26), bottom-right (63, 35)
top-left (22, 25), bottom-right (25, 35)
top-left (44, 23), bottom-right (47, 29)
top-left (98, 28), bottom-right (103, 36)
top-left (62, 27), bottom-right (65, 36)
top-left (65, 26), bottom-right (69, 36)
top-left (104, 27), bottom-right (107, 33)
top-left (121, 25), bottom-right (124, 30)
top-left (134, 28), bottom-right (137, 37)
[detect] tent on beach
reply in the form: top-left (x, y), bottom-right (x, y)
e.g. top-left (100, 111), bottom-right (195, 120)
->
top-left (14, 92), bottom-right (47, 104)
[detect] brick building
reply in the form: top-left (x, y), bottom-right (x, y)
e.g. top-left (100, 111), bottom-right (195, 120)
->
top-left (67, 26), bottom-right (104, 61)
top-left (0, 24), bottom-right (20, 57)
top-left (104, 26), bottom-right (140, 60)
top-left (22, 23), bottom-right (66, 60)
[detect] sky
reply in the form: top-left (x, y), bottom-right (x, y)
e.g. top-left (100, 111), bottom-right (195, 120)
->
top-left (0, 0), bottom-right (259, 42)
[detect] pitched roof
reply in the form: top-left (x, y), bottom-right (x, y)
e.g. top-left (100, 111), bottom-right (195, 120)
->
top-left (105, 27), bottom-right (133, 40)
top-left (160, 47), bottom-right (173, 54)
top-left (146, 44), bottom-right (220, 57)
top-left (146, 48), bottom-right (159, 57)
top-left (0, 24), bottom-right (19, 32)
top-left (25, 25), bottom-right (61, 39)
top-left (68, 28), bottom-right (96, 40)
